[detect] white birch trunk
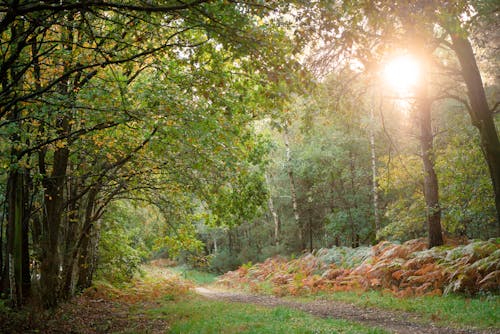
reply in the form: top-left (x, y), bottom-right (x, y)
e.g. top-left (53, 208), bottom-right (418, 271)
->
top-left (265, 174), bottom-right (281, 246)
top-left (370, 102), bottom-right (380, 233)
top-left (283, 125), bottom-right (302, 247)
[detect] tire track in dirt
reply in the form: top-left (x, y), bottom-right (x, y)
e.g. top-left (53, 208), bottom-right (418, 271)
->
top-left (195, 287), bottom-right (499, 334)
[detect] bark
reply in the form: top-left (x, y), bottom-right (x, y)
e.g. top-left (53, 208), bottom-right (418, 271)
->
top-left (0, 196), bottom-right (4, 294)
top-left (283, 125), bottom-right (303, 249)
top-left (417, 67), bottom-right (443, 248)
top-left (60, 174), bottom-right (80, 299)
top-left (89, 223), bottom-right (101, 283)
top-left (348, 209), bottom-right (357, 248)
top-left (21, 170), bottom-right (30, 299)
top-left (451, 35), bottom-right (500, 231)
top-left (77, 218), bottom-right (100, 291)
top-left (76, 187), bottom-right (98, 291)
top-left (348, 150), bottom-right (361, 248)
top-left (308, 216), bottom-right (313, 253)
top-left (6, 170), bottom-right (24, 306)
top-left (370, 101), bottom-right (380, 235)
top-left (265, 174), bottom-right (281, 246)
top-left (4, 163), bottom-right (30, 307)
top-left (76, 230), bottom-right (92, 291)
top-left (40, 114), bottom-right (70, 307)
top-left (228, 230), bottom-right (233, 252)
top-left (1, 179), bottom-right (9, 295)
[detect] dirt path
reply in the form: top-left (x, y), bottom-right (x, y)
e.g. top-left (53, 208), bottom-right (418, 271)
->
top-left (195, 287), bottom-right (499, 334)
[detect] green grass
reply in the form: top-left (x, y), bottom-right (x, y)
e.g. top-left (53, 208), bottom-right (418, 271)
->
top-left (291, 290), bottom-right (500, 329)
top-left (169, 266), bottom-right (218, 285)
top-left (147, 294), bottom-right (389, 334)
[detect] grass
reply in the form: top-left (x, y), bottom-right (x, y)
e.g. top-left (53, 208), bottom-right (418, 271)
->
top-left (147, 294), bottom-right (389, 334)
top-left (169, 266), bottom-right (218, 285)
top-left (162, 266), bottom-right (499, 330)
top-left (290, 290), bottom-right (500, 329)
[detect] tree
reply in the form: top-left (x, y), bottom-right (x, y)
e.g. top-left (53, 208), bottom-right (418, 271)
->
top-left (283, 123), bottom-right (303, 249)
top-left (413, 43), bottom-right (444, 247)
top-left (0, 1), bottom-right (303, 307)
top-left (303, 0), bottom-right (498, 242)
top-left (449, 32), bottom-right (500, 227)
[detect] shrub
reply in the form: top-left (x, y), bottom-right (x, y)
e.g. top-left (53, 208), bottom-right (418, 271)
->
top-left (209, 250), bottom-right (242, 273)
top-left (96, 224), bottom-right (143, 283)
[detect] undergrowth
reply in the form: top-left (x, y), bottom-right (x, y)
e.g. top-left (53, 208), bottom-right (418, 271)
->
top-left (169, 265), bottom-right (218, 285)
top-left (216, 239), bottom-right (500, 330)
top-left (86, 265), bottom-right (192, 303)
top-left (219, 238), bottom-right (500, 297)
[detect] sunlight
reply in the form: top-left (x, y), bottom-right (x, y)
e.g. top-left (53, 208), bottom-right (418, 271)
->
top-left (383, 54), bottom-right (421, 96)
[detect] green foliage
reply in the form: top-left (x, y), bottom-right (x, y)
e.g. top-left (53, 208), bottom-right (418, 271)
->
top-left (96, 201), bottom-right (162, 283)
top-left (209, 249), bottom-right (244, 274)
top-left (96, 225), bottom-right (143, 284)
top-left (316, 246), bottom-right (372, 268)
top-left (211, 169), bottom-right (269, 227)
top-left (0, 299), bottom-right (33, 334)
top-left (378, 103), bottom-right (497, 241)
top-left (435, 111), bottom-right (497, 237)
top-left (163, 223), bottom-right (205, 258)
top-left (265, 75), bottom-right (376, 250)
top-left (377, 154), bottom-right (427, 241)
top-left (169, 266), bottom-right (218, 285)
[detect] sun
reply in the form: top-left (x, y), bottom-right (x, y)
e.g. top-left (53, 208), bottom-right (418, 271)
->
top-left (383, 54), bottom-right (421, 96)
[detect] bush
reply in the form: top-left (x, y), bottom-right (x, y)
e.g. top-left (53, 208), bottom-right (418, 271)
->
top-left (316, 246), bottom-right (372, 268)
top-left (96, 224), bottom-right (143, 283)
top-left (209, 250), bottom-right (243, 273)
top-left (260, 244), bottom-right (288, 261)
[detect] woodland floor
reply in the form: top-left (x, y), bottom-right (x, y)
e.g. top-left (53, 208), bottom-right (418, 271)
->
top-left (2, 266), bottom-right (499, 334)
top-left (194, 286), bottom-right (499, 334)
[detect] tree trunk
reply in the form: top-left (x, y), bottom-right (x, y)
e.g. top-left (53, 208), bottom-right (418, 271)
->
top-left (6, 170), bottom-right (24, 307)
top-left (4, 108), bottom-right (30, 307)
top-left (60, 175), bottom-right (80, 299)
top-left (348, 209), bottom-right (357, 248)
top-left (347, 150), bottom-right (362, 248)
top-left (77, 219), bottom-right (102, 292)
top-left (417, 66), bottom-right (443, 248)
top-left (451, 35), bottom-right (500, 231)
top-left (308, 216), bottom-right (313, 253)
top-left (76, 187), bottom-right (98, 291)
top-left (0, 195), bottom-right (4, 294)
top-left (39, 15), bottom-right (77, 306)
top-left (265, 174), bottom-right (281, 246)
top-left (76, 229), bottom-right (92, 291)
top-left (40, 127), bottom-right (70, 307)
top-left (370, 99), bottom-right (380, 236)
top-left (2, 21), bottom-right (30, 306)
top-left (21, 169), bottom-right (31, 300)
top-left (283, 125), bottom-right (303, 249)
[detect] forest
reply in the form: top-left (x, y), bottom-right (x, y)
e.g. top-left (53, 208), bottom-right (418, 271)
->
top-left (0, 1), bottom-right (499, 333)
